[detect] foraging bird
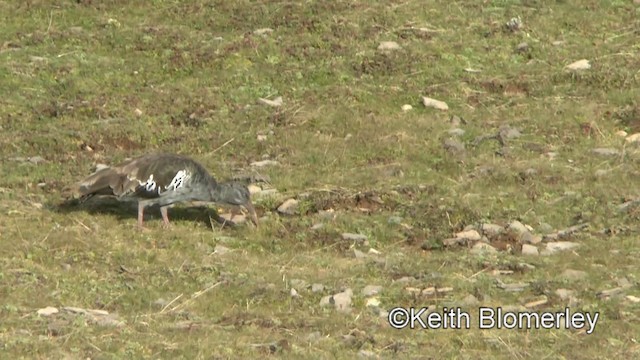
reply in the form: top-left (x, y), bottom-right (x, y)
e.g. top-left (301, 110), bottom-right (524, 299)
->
top-left (74, 153), bottom-right (258, 228)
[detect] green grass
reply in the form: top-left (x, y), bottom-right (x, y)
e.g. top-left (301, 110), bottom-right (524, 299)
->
top-left (1, 0), bottom-right (640, 358)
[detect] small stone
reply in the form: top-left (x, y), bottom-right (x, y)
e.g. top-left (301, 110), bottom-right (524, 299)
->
top-left (496, 281), bottom-right (529, 292)
top-left (538, 223), bottom-right (553, 234)
top-left (368, 248), bottom-right (381, 255)
top-left (521, 244), bottom-right (539, 256)
top-left (625, 295), bottom-right (640, 303)
top-left (442, 237), bottom-right (465, 246)
top-left (358, 349), bottom-right (378, 358)
top-left (362, 285), bottom-right (383, 297)
top-left (377, 41), bottom-right (401, 51)
top-left (443, 138), bottom-right (465, 154)
top-left (366, 297), bottom-right (381, 307)
top-left (555, 288), bottom-right (575, 300)
top-left (450, 115), bottom-right (463, 127)
top-left (462, 294), bottom-right (479, 306)
top-left (507, 221), bottom-right (529, 235)
top-left (258, 96), bottom-right (283, 107)
top-left (37, 306), bottom-right (59, 316)
top-left (481, 223), bottom-right (504, 238)
top-left (310, 223), bottom-right (324, 230)
top-left (311, 284), bottom-right (325, 293)
top-left (422, 96), bottom-right (449, 111)
top-left (552, 40), bottom-right (565, 46)
top-left (290, 288), bottom-right (299, 297)
top-left (29, 156), bottom-right (46, 164)
top-left (257, 134), bottom-right (268, 142)
top-left (625, 133), bottom-right (640, 143)
top-left (213, 245), bottom-right (231, 255)
top-left (134, 108), bottom-right (143, 117)
top-left (253, 28), bottom-right (274, 36)
top-left (515, 42), bottom-right (529, 52)
top-left (463, 68), bottom-right (482, 73)
top-left (393, 276), bottom-right (416, 283)
top-left (541, 241), bottom-right (580, 255)
top-left (277, 199), bottom-right (299, 215)
top-left (401, 104), bottom-right (413, 112)
top-left (471, 242), bottom-right (497, 254)
top-left (592, 148), bottom-right (619, 157)
top-left (500, 125), bottom-right (522, 139)
top-left (615, 130), bottom-right (628, 138)
top-left (332, 289), bottom-right (353, 312)
top-left (455, 230), bottom-right (481, 241)
top-left (448, 128), bottom-right (465, 137)
top-left (524, 296), bottom-right (548, 309)
top-left (353, 249), bottom-right (367, 259)
top-left (565, 59), bottom-right (591, 71)
top-left (250, 159), bottom-right (280, 167)
top-left (341, 233), bottom-right (368, 242)
top-left (560, 269), bottom-right (588, 282)
top-left (520, 231), bottom-right (542, 245)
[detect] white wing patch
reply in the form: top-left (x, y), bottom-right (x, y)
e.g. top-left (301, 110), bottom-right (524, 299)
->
top-left (165, 170), bottom-right (190, 192)
top-left (137, 174), bottom-right (158, 192)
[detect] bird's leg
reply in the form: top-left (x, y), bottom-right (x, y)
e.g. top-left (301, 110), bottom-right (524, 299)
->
top-left (137, 201), bottom-right (146, 230)
top-left (160, 206), bottom-right (171, 228)
top-left (243, 200), bottom-right (259, 228)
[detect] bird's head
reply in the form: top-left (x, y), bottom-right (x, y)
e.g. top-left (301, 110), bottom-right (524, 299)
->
top-left (212, 181), bottom-right (258, 227)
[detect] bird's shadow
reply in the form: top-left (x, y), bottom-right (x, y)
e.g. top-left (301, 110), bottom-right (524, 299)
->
top-left (53, 196), bottom-right (240, 229)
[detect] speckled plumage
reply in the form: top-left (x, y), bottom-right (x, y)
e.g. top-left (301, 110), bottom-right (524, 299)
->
top-left (75, 153), bottom-right (258, 228)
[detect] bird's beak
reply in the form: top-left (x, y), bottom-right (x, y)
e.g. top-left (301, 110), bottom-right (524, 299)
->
top-left (243, 200), bottom-right (259, 227)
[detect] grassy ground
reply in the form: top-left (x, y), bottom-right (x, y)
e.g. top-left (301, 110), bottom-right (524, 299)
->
top-left (1, 0), bottom-right (640, 358)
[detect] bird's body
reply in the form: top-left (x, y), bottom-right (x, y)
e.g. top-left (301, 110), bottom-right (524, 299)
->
top-left (75, 153), bottom-right (258, 228)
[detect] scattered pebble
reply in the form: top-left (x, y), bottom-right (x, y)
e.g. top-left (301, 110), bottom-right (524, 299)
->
top-left (541, 241), bottom-right (580, 255)
top-left (257, 134), bottom-right (268, 142)
top-left (368, 248), bottom-right (381, 255)
top-left (555, 289), bottom-right (575, 300)
top-left (565, 59), bottom-right (591, 71)
top-left (499, 125), bottom-right (522, 139)
top-left (471, 242), bottom-right (497, 254)
top-left (507, 220), bottom-right (529, 235)
top-left (310, 223), bottom-right (324, 230)
top-left (290, 288), bottom-right (299, 298)
top-left (552, 40), bottom-right (565, 46)
top-left (625, 133), bottom-right (640, 143)
top-left (448, 128), bottom-right (465, 137)
top-left (422, 96), bottom-right (449, 111)
top-left (213, 245), bottom-right (231, 255)
top-left (353, 249), bottom-right (367, 259)
top-left (443, 138), bottom-right (465, 155)
top-left (496, 280), bottom-right (529, 292)
top-left (401, 104), bottom-right (413, 112)
top-left (362, 285), bottom-right (383, 297)
top-left (456, 230), bottom-right (481, 241)
top-left (277, 199), bottom-right (299, 215)
top-left (341, 233), bottom-right (368, 242)
top-left (253, 28), bottom-right (274, 36)
top-left (615, 130), bottom-right (628, 138)
top-left (481, 223), bottom-right (504, 237)
top-left (377, 41), bottom-right (401, 51)
top-left (37, 306), bottom-right (59, 316)
top-left (258, 96), bottom-right (283, 107)
top-left (250, 159), bottom-right (280, 167)
top-left (592, 148), bottom-right (619, 157)
top-left (524, 296), bottom-right (548, 309)
top-left (134, 108), bottom-right (143, 117)
top-left (515, 42), bottom-right (529, 53)
top-left (320, 289), bottom-right (353, 312)
top-left (464, 68), bottom-right (482, 73)
top-left (625, 295), bottom-right (640, 303)
top-left (560, 269), bottom-right (588, 281)
top-left (311, 284), bottom-right (325, 293)
top-left (521, 244), bottom-right (539, 256)
top-left (365, 297), bottom-right (381, 308)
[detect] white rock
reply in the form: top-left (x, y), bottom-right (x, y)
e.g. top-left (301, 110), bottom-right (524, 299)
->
top-left (481, 223), bottom-right (504, 237)
top-left (377, 41), bottom-right (401, 51)
top-left (290, 288), bottom-right (299, 297)
top-left (625, 133), bottom-right (640, 143)
top-left (311, 284), bottom-right (325, 293)
top-left (615, 130), bottom-right (628, 138)
top-left (555, 288), bottom-right (575, 300)
top-left (253, 28), bottom-right (274, 36)
top-left (455, 230), bottom-right (481, 241)
top-left (258, 96), bottom-right (283, 107)
top-left (422, 96), bottom-right (449, 111)
top-left (366, 297), bottom-right (381, 307)
top-left (362, 285), bottom-right (383, 297)
top-left (507, 221), bottom-right (529, 235)
top-left (134, 108), bottom-right (143, 117)
top-left (471, 242), bottom-right (497, 254)
top-left (250, 159), bottom-right (280, 167)
top-left (626, 295), bottom-right (640, 303)
top-left (332, 289), bottom-right (353, 312)
top-left (257, 134), bottom-right (267, 142)
top-left (368, 248), bottom-right (381, 255)
top-left (247, 184), bottom-right (262, 194)
top-left (521, 244), bottom-right (539, 256)
top-left (37, 306), bottom-right (59, 316)
top-left (542, 241), bottom-right (580, 255)
top-left (277, 199), bottom-right (299, 215)
top-left (213, 245), bottom-right (231, 255)
top-left (401, 104), bottom-right (413, 112)
top-left (341, 233), bottom-right (368, 242)
top-left (565, 59), bottom-right (591, 71)
top-left (464, 68), bottom-right (482, 73)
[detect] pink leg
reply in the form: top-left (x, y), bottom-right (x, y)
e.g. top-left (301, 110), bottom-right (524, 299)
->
top-left (137, 202), bottom-right (146, 229)
top-left (160, 206), bottom-right (171, 228)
